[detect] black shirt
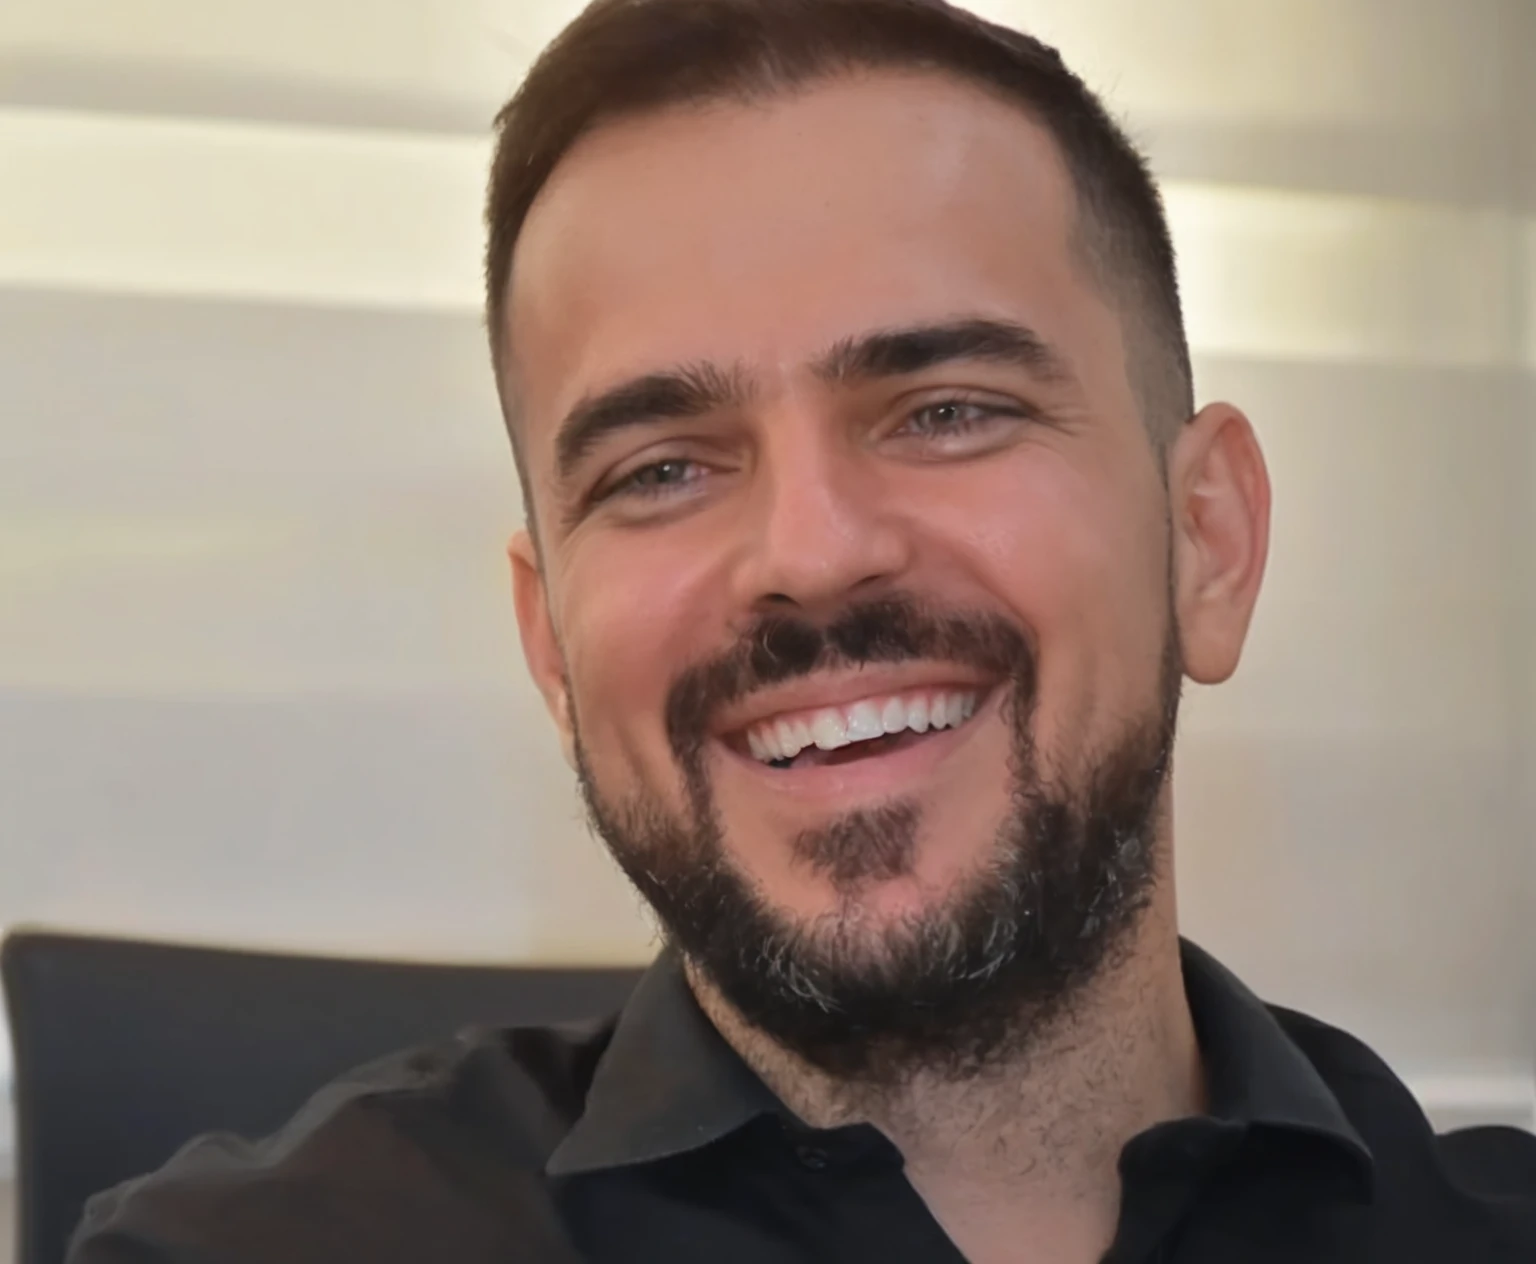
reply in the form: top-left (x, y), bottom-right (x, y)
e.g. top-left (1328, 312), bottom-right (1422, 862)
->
top-left (69, 941), bottom-right (1536, 1262)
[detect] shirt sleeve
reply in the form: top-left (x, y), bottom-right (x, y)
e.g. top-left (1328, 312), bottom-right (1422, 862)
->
top-left (63, 1070), bottom-right (588, 1264)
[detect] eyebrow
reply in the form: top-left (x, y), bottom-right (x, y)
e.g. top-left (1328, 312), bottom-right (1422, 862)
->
top-left (554, 362), bottom-right (753, 482)
top-left (552, 317), bottom-right (1071, 484)
top-left (813, 318), bottom-right (1075, 387)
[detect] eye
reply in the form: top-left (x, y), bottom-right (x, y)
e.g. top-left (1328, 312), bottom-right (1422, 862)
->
top-left (896, 397), bottom-right (1026, 440)
top-left (595, 456), bottom-right (708, 503)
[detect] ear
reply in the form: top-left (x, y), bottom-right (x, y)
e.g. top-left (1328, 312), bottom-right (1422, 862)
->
top-left (509, 530), bottom-right (578, 771)
top-left (1167, 402), bottom-right (1271, 685)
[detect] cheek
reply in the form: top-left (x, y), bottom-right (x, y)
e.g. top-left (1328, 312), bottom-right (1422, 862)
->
top-left (554, 529), bottom-right (729, 786)
top-left (917, 450), bottom-right (1167, 756)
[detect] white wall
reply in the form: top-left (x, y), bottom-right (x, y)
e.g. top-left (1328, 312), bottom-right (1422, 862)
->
top-left (1, 0), bottom-right (1532, 1160)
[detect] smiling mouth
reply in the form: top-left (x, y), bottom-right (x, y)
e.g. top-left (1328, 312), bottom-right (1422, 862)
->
top-left (728, 686), bottom-right (986, 771)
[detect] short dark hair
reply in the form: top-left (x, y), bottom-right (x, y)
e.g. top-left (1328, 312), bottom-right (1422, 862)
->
top-left (485, 0), bottom-right (1193, 469)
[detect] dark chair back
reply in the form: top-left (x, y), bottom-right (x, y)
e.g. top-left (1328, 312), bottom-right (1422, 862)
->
top-left (1, 930), bottom-right (643, 1264)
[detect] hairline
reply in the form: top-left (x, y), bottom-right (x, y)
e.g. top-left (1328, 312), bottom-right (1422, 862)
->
top-left (491, 65), bottom-right (1185, 519)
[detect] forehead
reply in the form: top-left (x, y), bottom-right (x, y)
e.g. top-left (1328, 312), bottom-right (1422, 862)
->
top-left (504, 71), bottom-right (1117, 461)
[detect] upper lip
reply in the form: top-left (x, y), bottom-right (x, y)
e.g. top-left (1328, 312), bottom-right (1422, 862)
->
top-left (709, 664), bottom-right (1001, 738)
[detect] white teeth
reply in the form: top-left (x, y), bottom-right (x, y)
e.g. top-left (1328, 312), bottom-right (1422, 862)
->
top-left (906, 695), bottom-right (930, 733)
top-left (744, 689), bottom-right (979, 763)
top-left (811, 709), bottom-right (850, 751)
top-left (762, 725), bottom-right (783, 760)
top-left (775, 719), bottom-right (801, 759)
top-left (846, 701), bottom-right (884, 743)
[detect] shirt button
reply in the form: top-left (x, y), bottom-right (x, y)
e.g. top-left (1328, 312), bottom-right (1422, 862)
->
top-left (794, 1144), bottom-right (832, 1171)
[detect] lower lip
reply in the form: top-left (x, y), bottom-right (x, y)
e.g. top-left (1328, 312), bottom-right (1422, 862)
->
top-left (715, 690), bottom-right (1001, 806)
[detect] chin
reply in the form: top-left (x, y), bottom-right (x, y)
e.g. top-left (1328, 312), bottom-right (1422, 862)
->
top-left (724, 793), bottom-right (1008, 925)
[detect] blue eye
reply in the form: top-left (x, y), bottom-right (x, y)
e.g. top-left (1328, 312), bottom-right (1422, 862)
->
top-left (902, 399), bottom-right (1019, 437)
top-left (600, 457), bottom-right (706, 502)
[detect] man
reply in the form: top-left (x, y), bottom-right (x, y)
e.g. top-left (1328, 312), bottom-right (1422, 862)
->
top-left (69, 1), bottom-right (1536, 1261)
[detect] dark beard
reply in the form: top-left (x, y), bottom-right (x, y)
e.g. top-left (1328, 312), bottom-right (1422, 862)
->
top-left (573, 595), bottom-right (1180, 1087)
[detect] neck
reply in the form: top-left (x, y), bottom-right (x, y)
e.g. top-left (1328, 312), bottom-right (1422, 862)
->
top-left (688, 896), bottom-right (1203, 1264)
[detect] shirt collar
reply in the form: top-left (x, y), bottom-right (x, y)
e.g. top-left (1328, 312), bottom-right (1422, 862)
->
top-left (548, 938), bottom-right (1374, 1183)
top-left (1178, 939), bottom-right (1373, 1184)
top-left (546, 946), bottom-right (779, 1176)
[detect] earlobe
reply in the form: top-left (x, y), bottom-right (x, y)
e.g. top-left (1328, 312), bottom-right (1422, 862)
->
top-left (552, 690), bottom-right (579, 773)
top-left (1169, 403), bottom-right (1271, 685)
top-left (509, 530), bottom-right (578, 768)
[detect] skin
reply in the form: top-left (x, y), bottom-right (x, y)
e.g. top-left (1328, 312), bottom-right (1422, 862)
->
top-left (502, 72), bottom-right (1270, 1264)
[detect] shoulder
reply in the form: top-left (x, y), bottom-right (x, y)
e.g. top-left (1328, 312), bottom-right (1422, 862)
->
top-left (1268, 1002), bottom-right (1536, 1249)
top-left (67, 1020), bottom-right (613, 1264)
top-left (1271, 1000), bottom-right (1535, 1156)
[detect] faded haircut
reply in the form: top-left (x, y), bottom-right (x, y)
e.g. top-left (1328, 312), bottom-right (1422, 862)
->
top-left (484, 0), bottom-right (1194, 493)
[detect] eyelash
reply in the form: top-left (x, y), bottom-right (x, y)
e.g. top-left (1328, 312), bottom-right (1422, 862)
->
top-left (897, 397), bottom-right (1024, 438)
top-left (597, 457), bottom-right (706, 503)
top-left (593, 397), bottom-right (1024, 505)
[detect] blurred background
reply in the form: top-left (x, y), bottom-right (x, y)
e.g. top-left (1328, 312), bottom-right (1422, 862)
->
top-left (1, 0), bottom-right (1533, 1220)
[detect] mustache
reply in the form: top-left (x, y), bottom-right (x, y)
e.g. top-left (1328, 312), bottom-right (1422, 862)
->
top-left (664, 596), bottom-right (1035, 762)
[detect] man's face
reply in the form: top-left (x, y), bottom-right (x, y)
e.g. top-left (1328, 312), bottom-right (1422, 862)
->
top-left (505, 73), bottom-right (1190, 1069)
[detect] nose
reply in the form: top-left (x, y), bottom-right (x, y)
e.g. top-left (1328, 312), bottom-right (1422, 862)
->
top-left (732, 422), bottom-right (913, 617)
